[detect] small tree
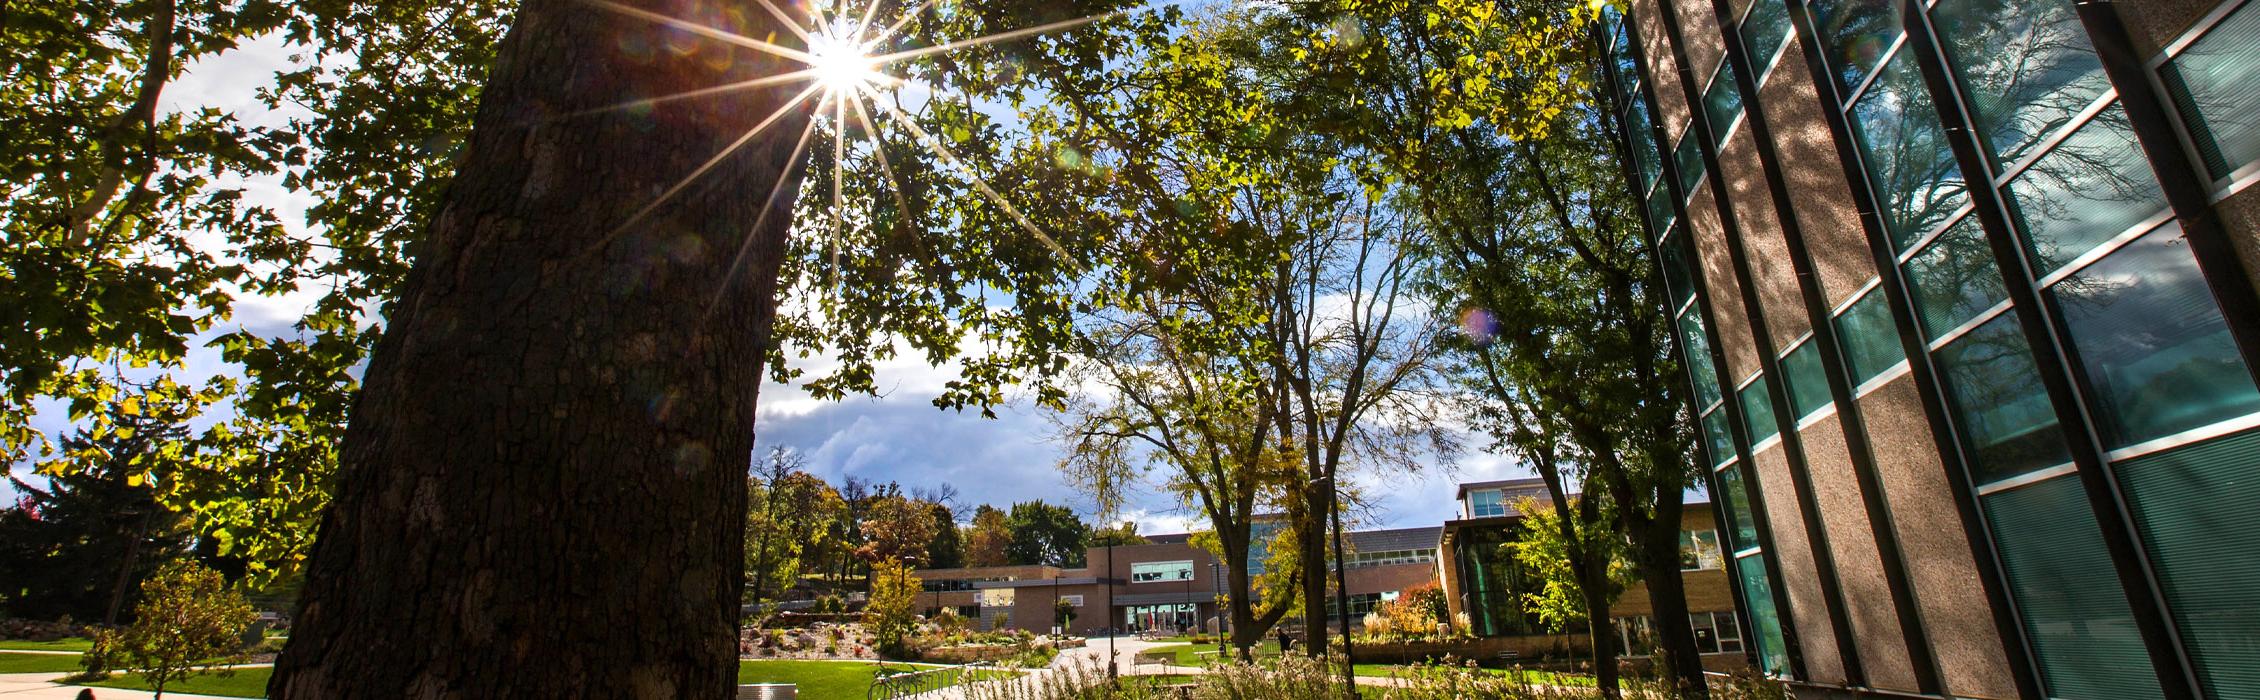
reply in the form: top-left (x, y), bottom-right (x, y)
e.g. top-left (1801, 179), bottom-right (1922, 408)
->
top-left (1053, 598), bottom-right (1078, 628)
top-left (115, 562), bottom-right (255, 698)
top-left (1509, 497), bottom-right (1635, 634)
top-left (868, 560), bottom-right (921, 658)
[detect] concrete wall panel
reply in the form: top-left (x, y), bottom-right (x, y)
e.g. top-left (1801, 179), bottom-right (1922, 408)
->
top-left (1857, 377), bottom-right (2017, 699)
top-left (1751, 446), bottom-right (1846, 684)
top-left (1754, 37), bottom-right (1877, 305)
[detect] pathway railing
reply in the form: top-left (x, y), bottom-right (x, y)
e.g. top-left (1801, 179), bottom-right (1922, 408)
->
top-left (867, 660), bottom-right (999, 700)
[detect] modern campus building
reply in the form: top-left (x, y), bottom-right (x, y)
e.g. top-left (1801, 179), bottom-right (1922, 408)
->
top-left (1439, 479), bottom-right (1744, 663)
top-left (1596, 0), bottom-right (2260, 698)
top-left (912, 527), bottom-right (1441, 638)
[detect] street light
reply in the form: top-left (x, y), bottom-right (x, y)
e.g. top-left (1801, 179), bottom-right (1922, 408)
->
top-left (1311, 473), bottom-right (1356, 697)
top-left (1106, 537), bottom-right (1117, 680)
top-left (1210, 562), bottom-right (1228, 659)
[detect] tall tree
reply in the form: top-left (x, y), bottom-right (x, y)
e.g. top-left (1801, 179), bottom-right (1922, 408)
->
top-left (266, 1), bottom-right (813, 693)
top-left (856, 494), bottom-right (940, 569)
top-left (964, 505), bottom-right (1012, 568)
top-left (0, 402), bottom-right (195, 623)
top-left (1003, 501), bottom-right (1089, 567)
top-left (746, 450), bottom-right (841, 609)
top-left (926, 502), bottom-right (966, 570)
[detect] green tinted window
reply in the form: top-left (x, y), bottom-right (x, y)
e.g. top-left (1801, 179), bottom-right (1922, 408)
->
top-left (1833, 286), bottom-right (1905, 384)
top-left (2118, 429), bottom-right (2260, 698)
top-left (1740, 375), bottom-right (1780, 444)
top-left (1810, 0), bottom-right (1901, 97)
top-left (1681, 311), bottom-right (1723, 409)
top-left (1703, 62), bottom-right (1744, 145)
top-left (1851, 51), bottom-right (1968, 250)
top-left (1932, 0), bottom-right (2109, 168)
top-left (1675, 132), bottom-right (1705, 196)
top-left (1648, 180), bottom-right (1679, 231)
top-left (1902, 217), bottom-right (2007, 340)
top-left (2160, 0), bottom-right (2260, 179)
top-left (1936, 315), bottom-right (2070, 483)
top-left (1740, 0), bottom-right (1793, 78)
top-left (1703, 407), bottom-right (1735, 467)
top-left (1735, 555), bottom-right (1791, 676)
top-left (2054, 226), bottom-right (2260, 449)
top-left (1663, 231), bottom-right (1698, 309)
top-left (1718, 466), bottom-right (1759, 548)
top-left (2006, 106), bottom-right (2168, 276)
top-left (1985, 477), bottom-right (2167, 700)
top-left (1628, 89), bottom-right (1664, 193)
top-left (1779, 341), bottom-right (1832, 419)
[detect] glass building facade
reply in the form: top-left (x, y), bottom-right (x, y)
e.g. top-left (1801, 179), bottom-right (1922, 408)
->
top-left (1598, 0), bottom-right (2260, 698)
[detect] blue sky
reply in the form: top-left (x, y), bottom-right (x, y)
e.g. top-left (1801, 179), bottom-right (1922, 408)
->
top-left (6, 6), bottom-right (1540, 535)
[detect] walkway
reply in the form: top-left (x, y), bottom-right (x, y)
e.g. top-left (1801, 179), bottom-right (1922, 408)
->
top-left (0, 672), bottom-right (244, 700)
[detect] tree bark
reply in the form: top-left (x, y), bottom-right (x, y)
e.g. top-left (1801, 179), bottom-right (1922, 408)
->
top-left (1633, 500), bottom-right (1711, 700)
top-left (268, 0), bottom-right (810, 696)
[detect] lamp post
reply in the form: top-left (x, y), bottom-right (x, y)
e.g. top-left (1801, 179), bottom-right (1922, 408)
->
top-left (1312, 474), bottom-right (1356, 697)
top-left (1210, 562), bottom-right (1227, 658)
top-left (1105, 538), bottom-right (1117, 680)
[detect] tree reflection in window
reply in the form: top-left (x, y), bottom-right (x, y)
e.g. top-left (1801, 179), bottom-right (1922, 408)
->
top-left (1932, 0), bottom-right (2111, 169)
top-left (1851, 52), bottom-right (1966, 250)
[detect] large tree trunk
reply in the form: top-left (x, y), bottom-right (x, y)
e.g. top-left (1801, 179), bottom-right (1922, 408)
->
top-left (269, 0), bottom-right (810, 696)
top-left (1294, 481), bottom-right (1330, 655)
top-left (1581, 577), bottom-right (1621, 700)
top-left (1635, 512), bottom-right (1711, 700)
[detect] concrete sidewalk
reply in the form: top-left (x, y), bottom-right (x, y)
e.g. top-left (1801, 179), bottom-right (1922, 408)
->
top-left (0, 672), bottom-right (253, 700)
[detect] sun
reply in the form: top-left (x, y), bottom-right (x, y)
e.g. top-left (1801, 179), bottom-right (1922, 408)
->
top-left (807, 25), bottom-right (878, 91)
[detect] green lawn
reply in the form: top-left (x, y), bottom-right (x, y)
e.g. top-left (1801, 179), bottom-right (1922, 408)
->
top-left (0, 637), bottom-right (94, 652)
top-left (76, 666), bottom-right (272, 698)
top-left (738, 660), bottom-right (1017, 697)
top-left (0, 652), bottom-right (86, 674)
top-left (1140, 640), bottom-right (1282, 666)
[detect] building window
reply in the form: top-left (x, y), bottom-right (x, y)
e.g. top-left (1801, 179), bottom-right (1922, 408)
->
top-left (1468, 489), bottom-right (1510, 518)
top-left (1735, 555), bottom-right (1790, 676)
top-left (1058, 595), bottom-right (1084, 607)
top-left (1331, 592), bottom-right (1388, 619)
top-left (2116, 429), bottom-right (2260, 699)
top-left (1739, 375), bottom-right (1779, 445)
top-left (1611, 612), bottom-right (1743, 656)
top-left (1702, 407), bottom-right (1735, 467)
top-left (1675, 131), bottom-right (1705, 196)
top-left (1935, 314), bottom-right (2072, 485)
top-left (1692, 610), bottom-right (1743, 654)
top-left (1681, 311), bottom-right (1724, 409)
top-left (1902, 216), bottom-right (2007, 340)
top-left (2051, 225), bottom-right (2260, 449)
top-left (1648, 178), bottom-right (1680, 231)
top-left (1681, 529), bottom-right (1724, 571)
top-left (1833, 285), bottom-right (1906, 385)
top-left (2004, 107), bottom-right (2169, 277)
top-left (1130, 560), bottom-right (1194, 583)
top-left (1717, 468), bottom-right (1759, 550)
top-left (1850, 50), bottom-right (1968, 249)
top-left (1739, 0), bottom-right (1792, 82)
top-left (1984, 476), bottom-right (2165, 698)
top-left (1663, 231), bottom-right (1699, 309)
top-left (1778, 340), bottom-right (1832, 420)
top-left (2158, 0), bottom-right (2260, 181)
top-left (1703, 62), bottom-right (1744, 144)
top-left (1613, 616), bottom-right (1656, 657)
top-left (1628, 90), bottom-right (1664, 193)
top-left (1351, 549), bottom-right (1438, 568)
top-left (1930, 0), bottom-right (2109, 169)
top-left (1809, 0), bottom-right (1903, 96)
top-left (980, 588), bottom-right (1015, 608)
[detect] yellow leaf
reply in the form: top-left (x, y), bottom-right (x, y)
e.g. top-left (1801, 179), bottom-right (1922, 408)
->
top-left (127, 473), bottom-right (144, 487)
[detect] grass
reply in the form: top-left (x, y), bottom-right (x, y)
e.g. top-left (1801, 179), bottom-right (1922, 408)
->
top-left (75, 666), bottom-right (273, 698)
top-left (0, 652), bottom-right (87, 674)
top-left (1351, 662), bottom-right (1596, 686)
top-left (738, 659), bottom-right (1018, 697)
top-left (1140, 640), bottom-right (1282, 666)
top-left (0, 637), bottom-right (94, 652)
